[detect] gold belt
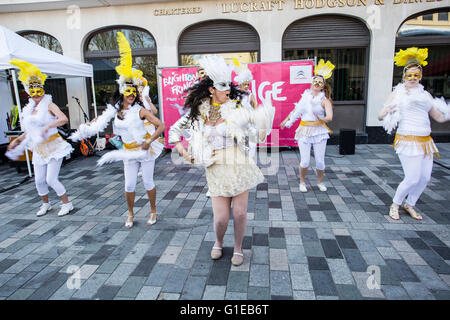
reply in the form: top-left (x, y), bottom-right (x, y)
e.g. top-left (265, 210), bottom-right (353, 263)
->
top-left (123, 133), bottom-right (156, 154)
top-left (298, 120), bottom-right (333, 134)
top-left (393, 134), bottom-right (439, 158)
top-left (35, 133), bottom-right (63, 158)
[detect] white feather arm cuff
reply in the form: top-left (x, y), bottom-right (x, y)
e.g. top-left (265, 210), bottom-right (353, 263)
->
top-left (381, 104), bottom-right (400, 135)
top-left (251, 98), bottom-right (276, 132)
top-left (69, 104), bottom-right (117, 141)
top-left (433, 97), bottom-right (450, 120)
top-left (5, 136), bottom-right (30, 160)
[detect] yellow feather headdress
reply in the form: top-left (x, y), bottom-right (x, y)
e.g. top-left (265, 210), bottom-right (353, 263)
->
top-left (314, 59), bottom-right (335, 80)
top-left (9, 59), bottom-right (47, 93)
top-left (394, 47), bottom-right (428, 68)
top-left (115, 31), bottom-right (143, 93)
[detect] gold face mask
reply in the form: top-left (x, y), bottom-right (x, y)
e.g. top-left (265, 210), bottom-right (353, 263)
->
top-left (404, 71), bottom-right (422, 81)
top-left (312, 77), bottom-right (325, 88)
top-left (29, 87), bottom-right (44, 97)
top-left (124, 87), bottom-right (137, 97)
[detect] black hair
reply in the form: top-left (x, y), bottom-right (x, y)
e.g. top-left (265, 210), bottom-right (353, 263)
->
top-left (111, 84), bottom-right (144, 110)
top-left (183, 76), bottom-right (242, 124)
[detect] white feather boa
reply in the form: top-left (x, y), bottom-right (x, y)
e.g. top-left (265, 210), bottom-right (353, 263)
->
top-left (69, 104), bottom-right (117, 141)
top-left (5, 95), bottom-right (52, 160)
top-left (382, 83), bottom-right (433, 134)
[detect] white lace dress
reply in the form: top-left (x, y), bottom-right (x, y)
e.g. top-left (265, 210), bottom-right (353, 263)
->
top-left (204, 122), bottom-right (264, 197)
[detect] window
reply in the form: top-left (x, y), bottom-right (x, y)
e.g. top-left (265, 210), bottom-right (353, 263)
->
top-left (178, 20), bottom-right (260, 66)
top-left (438, 12), bottom-right (448, 22)
top-left (284, 48), bottom-right (366, 102)
top-left (85, 27), bottom-right (157, 116)
top-left (423, 14), bottom-right (434, 21)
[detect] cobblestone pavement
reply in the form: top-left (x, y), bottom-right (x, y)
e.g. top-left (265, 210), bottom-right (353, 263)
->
top-left (0, 144), bottom-right (449, 300)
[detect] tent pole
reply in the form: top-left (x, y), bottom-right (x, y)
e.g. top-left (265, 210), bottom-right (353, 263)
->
top-left (11, 69), bottom-right (32, 178)
top-left (90, 76), bottom-right (99, 142)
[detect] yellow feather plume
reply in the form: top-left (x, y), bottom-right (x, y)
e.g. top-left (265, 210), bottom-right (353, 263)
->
top-left (233, 58), bottom-right (240, 68)
top-left (9, 58), bottom-right (47, 86)
top-left (115, 31), bottom-right (133, 79)
top-left (394, 47), bottom-right (428, 67)
top-left (314, 59), bottom-right (335, 80)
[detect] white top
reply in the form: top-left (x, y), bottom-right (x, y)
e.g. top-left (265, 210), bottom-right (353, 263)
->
top-left (395, 84), bottom-right (432, 137)
top-left (204, 122), bottom-right (235, 151)
top-left (113, 104), bottom-right (147, 144)
top-left (285, 89), bottom-right (326, 125)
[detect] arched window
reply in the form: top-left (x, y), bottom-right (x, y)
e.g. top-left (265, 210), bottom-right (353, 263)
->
top-left (84, 26), bottom-right (157, 117)
top-left (16, 31), bottom-right (69, 124)
top-left (178, 20), bottom-right (260, 65)
top-left (283, 15), bottom-right (370, 134)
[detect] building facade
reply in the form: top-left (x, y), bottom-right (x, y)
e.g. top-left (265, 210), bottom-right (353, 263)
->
top-left (0, 0), bottom-right (448, 143)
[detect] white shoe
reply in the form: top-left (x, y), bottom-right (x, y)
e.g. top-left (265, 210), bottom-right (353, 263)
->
top-left (299, 184), bottom-right (307, 193)
top-left (138, 171), bottom-right (143, 177)
top-left (58, 202), bottom-right (73, 216)
top-left (206, 190), bottom-right (211, 198)
top-left (317, 183), bottom-right (327, 192)
top-left (36, 202), bottom-right (51, 217)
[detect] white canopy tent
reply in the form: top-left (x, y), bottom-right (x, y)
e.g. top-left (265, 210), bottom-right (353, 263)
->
top-left (0, 25), bottom-right (97, 177)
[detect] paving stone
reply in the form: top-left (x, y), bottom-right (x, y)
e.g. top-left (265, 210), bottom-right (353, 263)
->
top-left (202, 285), bottom-right (226, 300)
top-left (136, 286), bottom-right (161, 300)
top-left (270, 271), bottom-right (292, 297)
top-left (309, 270), bottom-right (337, 297)
top-left (401, 282), bottom-right (435, 300)
top-left (248, 286), bottom-right (271, 300)
top-left (249, 264), bottom-right (269, 287)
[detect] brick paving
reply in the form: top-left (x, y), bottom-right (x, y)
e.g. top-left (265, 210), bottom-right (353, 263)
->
top-left (0, 143), bottom-right (449, 300)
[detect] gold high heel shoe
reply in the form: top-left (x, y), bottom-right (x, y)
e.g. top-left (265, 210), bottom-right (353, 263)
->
top-left (389, 204), bottom-right (400, 220)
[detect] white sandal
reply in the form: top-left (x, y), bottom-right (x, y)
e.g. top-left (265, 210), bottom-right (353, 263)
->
top-left (125, 215), bottom-right (134, 228)
top-left (231, 252), bottom-right (244, 266)
top-left (146, 212), bottom-right (157, 226)
top-left (211, 246), bottom-right (222, 260)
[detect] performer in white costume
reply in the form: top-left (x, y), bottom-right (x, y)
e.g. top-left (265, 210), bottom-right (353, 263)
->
top-left (281, 59), bottom-right (334, 193)
top-left (378, 47), bottom-right (450, 221)
top-left (169, 55), bottom-right (275, 266)
top-left (70, 32), bottom-right (165, 228)
top-left (6, 59), bottom-right (74, 217)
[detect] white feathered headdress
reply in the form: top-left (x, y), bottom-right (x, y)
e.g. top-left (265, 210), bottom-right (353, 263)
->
top-left (198, 55), bottom-right (233, 91)
top-left (232, 58), bottom-right (253, 85)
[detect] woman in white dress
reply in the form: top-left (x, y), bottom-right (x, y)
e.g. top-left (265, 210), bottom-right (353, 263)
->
top-left (169, 55), bottom-right (275, 266)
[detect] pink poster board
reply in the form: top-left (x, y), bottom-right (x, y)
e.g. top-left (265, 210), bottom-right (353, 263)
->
top-left (160, 60), bottom-right (314, 148)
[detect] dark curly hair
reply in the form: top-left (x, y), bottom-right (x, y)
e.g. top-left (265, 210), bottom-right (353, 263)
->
top-left (110, 84), bottom-right (144, 111)
top-left (183, 76), bottom-right (243, 124)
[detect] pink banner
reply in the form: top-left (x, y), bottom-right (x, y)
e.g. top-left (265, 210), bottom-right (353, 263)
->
top-left (160, 60), bottom-right (314, 148)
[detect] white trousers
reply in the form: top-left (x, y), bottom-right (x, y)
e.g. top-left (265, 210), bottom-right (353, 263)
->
top-left (393, 153), bottom-right (433, 207)
top-left (34, 158), bottom-right (66, 197)
top-left (124, 160), bottom-right (156, 193)
top-left (298, 139), bottom-right (327, 170)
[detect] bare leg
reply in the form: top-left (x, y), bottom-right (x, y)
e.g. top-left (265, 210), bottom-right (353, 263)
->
top-left (60, 193), bottom-right (70, 204)
top-left (211, 196), bottom-right (232, 249)
top-left (317, 169), bottom-right (325, 184)
top-left (125, 191), bottom-right (135, 221)
top-left (146, 187), bottom-right (157, 223)
top-left (231, 190), bottom-right (249, 254)
top-left (300, 166), bottom-right (308, 185)
top-left (41, 194), bottom-right (49, 204)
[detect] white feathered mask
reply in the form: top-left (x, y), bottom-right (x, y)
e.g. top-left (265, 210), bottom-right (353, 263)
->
top-left (198, 55), bottom-right (233, 91)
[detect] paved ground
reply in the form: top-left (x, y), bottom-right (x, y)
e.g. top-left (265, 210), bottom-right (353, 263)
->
top-left (0, 143), bottom-right (449, 300)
